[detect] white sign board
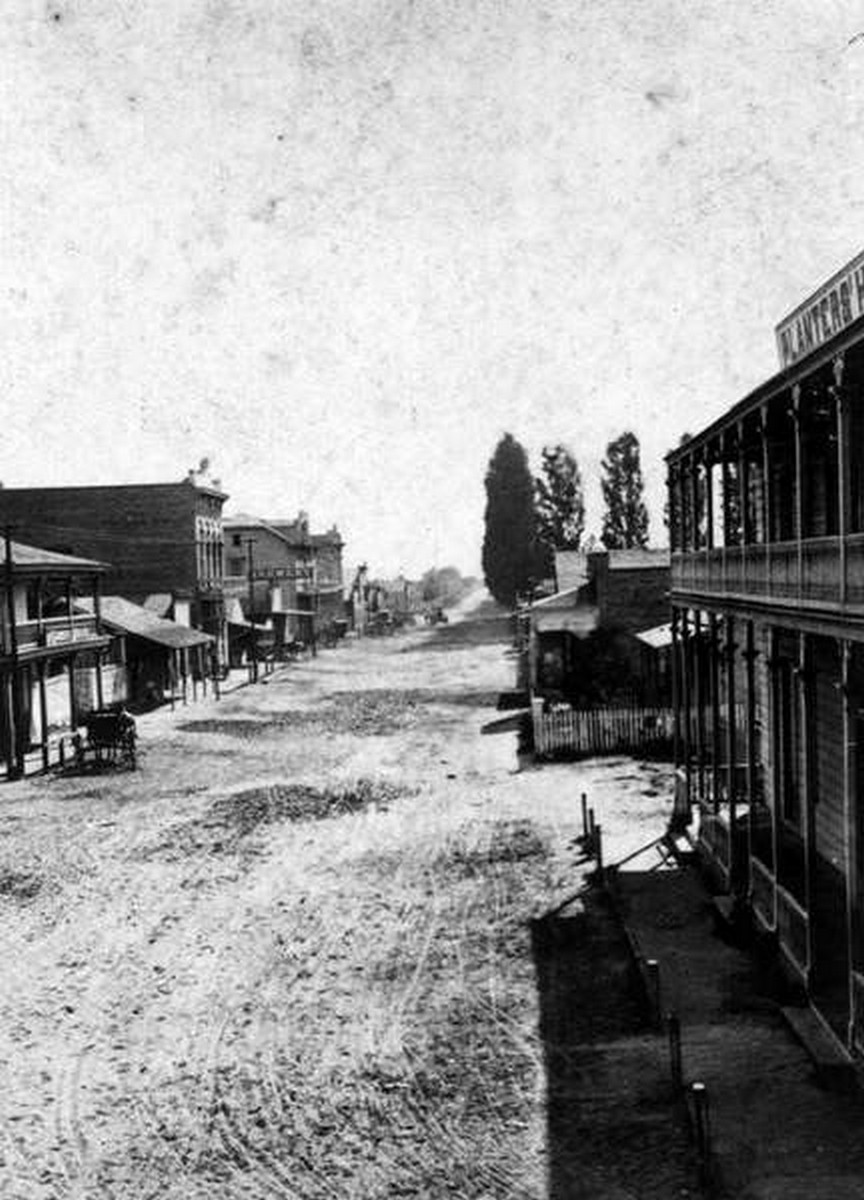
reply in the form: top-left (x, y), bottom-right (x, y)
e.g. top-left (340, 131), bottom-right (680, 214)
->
top-left (776, 248), bottom-right (864, 369)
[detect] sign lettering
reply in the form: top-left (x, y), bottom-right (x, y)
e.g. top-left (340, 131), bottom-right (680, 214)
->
top-left (776, 249), bottom-right (864, 368)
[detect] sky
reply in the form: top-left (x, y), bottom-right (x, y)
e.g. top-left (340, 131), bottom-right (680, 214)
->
top-left (3, 0), bottom-right (864, 577)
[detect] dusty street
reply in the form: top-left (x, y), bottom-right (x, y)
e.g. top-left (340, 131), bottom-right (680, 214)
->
top-left (0, 594), bottom-right (681, 1200)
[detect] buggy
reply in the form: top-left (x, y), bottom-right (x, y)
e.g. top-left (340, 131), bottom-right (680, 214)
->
top-left (74, 708), bottom-right (137, 771)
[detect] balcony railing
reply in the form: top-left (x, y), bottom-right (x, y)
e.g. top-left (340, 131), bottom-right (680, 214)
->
top-left (4, 615), bottom-right (102, 657)
top-left (672, 534), bottom-right (864, 609)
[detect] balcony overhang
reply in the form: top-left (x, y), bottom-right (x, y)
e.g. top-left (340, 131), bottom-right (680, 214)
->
top-left (666, 311), bottom-right (864, 470)
top-left (1, 634), bottom-right (113, 667)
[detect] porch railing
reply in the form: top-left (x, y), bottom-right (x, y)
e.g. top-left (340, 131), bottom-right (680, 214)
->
top-left (5, 615), bottom-right (101, 655)
top-left (671, 535), bottom-right (864, 607)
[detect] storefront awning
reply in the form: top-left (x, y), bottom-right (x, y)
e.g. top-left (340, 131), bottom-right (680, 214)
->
top-left (77, 597), bottom-right (213, 650)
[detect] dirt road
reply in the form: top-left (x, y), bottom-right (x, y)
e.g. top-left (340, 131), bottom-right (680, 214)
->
top-left (0, 595), bottom-right (680, 1199)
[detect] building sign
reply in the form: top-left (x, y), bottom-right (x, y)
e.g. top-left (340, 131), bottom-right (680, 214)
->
top-left (44, 626), bottom-right (76, 646)
top-left (251, 566), bottom-right (314, 582)
top-left (776, 249), bottom-right (864, 369)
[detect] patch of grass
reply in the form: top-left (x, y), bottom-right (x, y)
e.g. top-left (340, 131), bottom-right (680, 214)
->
top-left (179, 687), bottom-right (499, 744)
top-left (0, 869), bottom-right (42, 900)
top-left (435, 820), bottom-right (549, 878)
top-left (137, 779), bottom-right (406, 862)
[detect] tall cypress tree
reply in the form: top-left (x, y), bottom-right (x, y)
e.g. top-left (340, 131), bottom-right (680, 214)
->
top-left (482, 433), bottom-right (538, 606)
top-left (535, 444), bottom-right (585, 553)
top-left (600, 431), bottom-right (650, 549)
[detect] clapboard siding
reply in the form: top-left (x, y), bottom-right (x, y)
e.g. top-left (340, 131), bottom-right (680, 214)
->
top-left (754, 624), bottom-right (770, 801)
top-left (812, 638), bottom-right (846, 873)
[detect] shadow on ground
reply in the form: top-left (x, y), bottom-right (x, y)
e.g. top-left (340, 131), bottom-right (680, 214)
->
top-left (531, 887), bottom-right (698, 1199)
top-left (406, 609), bottom-right (515, 651)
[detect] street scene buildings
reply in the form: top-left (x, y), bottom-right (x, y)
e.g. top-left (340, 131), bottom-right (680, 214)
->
top-left (8, 244), bottom-right (864, 1197)
top-left (668, 246), bottom-right (864, 1053)
top-left (6, 6), bottom-right (864, 1195)
top-left (0, 474), bottom-right (353, 775)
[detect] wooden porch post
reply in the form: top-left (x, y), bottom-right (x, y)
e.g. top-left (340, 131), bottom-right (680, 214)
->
top-left (743, 621), bottom-right (758, 901)
top-left (760, 405), bottom-right (772, 583)
top-left (709, 612), bottom-right (722, 814)
top-left (691, 453), bottom-right (701, 555)
top-left (65, 576), bottom-right (74, 637)
top-left (797, 630), bottom-right (814, 987)
top-left (68, 651), bottom-right (78, 733)
top-left (737, 422), bottom-right (748, 597)
top-left (792, 386), bottom-right (804, 601)
top-left (718, 436), bottom-right (729, 592)
top-left (737, 421), bottom-right (748, 545)
top-left (767, 628), bottom-right (781, 931)
top-left (694, 611), bottom-right (706, 804)
top-left (93, 573), bottom-right (104, 710)
top-left (680, 610), bottom-right (692, 805)
top-left (668, 463), bottom-right (678, 553)
top-left (671, 608), bottom-right (681, 769)
top-left (4, 526), bottom-right (23, 779)
top-left (725, 616), bottom-right (738, 889)
top-left (38, 661), bottom-right (49, 771)
top-left (841, 640), bottom-right (857, 1048)
top-left (834, 354), bottom-right (849, 607)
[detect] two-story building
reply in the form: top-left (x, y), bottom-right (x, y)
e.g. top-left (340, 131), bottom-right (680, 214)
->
top-left (0, 537), bottom-right (116, 778)
top-left (222, 512), bottom-right (345, 657)
top-left (0, 475), bottom-right (228, 666)
top-left (668, 246), bottom-right (864, 1050)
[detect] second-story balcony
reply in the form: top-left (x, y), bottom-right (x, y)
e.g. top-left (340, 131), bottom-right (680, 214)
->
top-left (2, 614), bottom-right (109, 660)
top-left (672, 533), bottom-right (864, 610)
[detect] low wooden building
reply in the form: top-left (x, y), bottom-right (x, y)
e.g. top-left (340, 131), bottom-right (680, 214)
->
top-left (0, 538), bottom-right (116, 778)
top-left (77, 595), bottom-right (214, 710)
top-left (528, 548), bottom-right (671, 705)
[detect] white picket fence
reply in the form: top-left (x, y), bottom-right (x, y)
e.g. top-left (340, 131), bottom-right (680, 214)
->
top-left (532, 701), bottom-right (674, 759)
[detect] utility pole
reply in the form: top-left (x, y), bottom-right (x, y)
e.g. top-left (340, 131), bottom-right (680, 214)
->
top-left (245, 537), bottom-right (258, 682)
top-left (3, 525), bottom-right (21, 779)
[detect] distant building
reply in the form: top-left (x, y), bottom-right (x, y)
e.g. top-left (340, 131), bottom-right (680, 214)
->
top-left (529, 548), bottom-right (671, 705)
top-left (0, 477), bottom-right (228, 665)
top-left (222, 512), bottom-right (345, 656)
top-left (0, 538), bottom-right (116, 778)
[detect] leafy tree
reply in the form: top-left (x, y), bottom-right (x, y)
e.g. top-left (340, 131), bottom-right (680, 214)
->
top-left (482, 433), bottom-right (539, 606)
top-left (600, 430), bottom-right (650, 549)
top-left (420, 566), bottom-right (468, 605)
top-left (535, 444), bottom-right (585, 562)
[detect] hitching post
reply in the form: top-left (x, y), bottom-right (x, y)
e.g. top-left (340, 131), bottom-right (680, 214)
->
top-left (646, 958), bottom-right (661, 1027)
top-left (667, 1011), bottom-right (682, 1089)
top-left (691, 1081), bottom-right (711, 1184)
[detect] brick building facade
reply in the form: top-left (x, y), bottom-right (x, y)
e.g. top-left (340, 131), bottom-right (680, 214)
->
top-left (222, 512), bottom-right (345, 650)
top-left (0, 479), bottom-right (227, 660)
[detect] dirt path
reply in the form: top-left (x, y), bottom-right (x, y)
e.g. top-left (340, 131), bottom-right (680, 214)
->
top-left (0, 596), bottom-right (683, 1199)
